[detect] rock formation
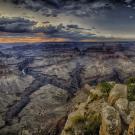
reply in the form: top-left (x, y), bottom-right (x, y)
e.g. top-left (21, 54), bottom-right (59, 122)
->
top-left (100, 105), bottom-right (121, 135)
top-left (108, 84), bottom-right (127, 105)
top-left (61, 81), bottom-right (135, 135)
top-left (0, 42), bottom-right (135, 134)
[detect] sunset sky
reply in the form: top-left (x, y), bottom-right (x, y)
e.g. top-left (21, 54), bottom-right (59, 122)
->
top-left (0, 0), bottom-right (135, 43)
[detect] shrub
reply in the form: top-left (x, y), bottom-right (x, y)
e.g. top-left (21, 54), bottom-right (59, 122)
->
top-left (71, 114), bottom-right (86, 125)
top-left (126, 77), bottom-right (135, 101)
top-left (70, 112), bottom-right (101, 135)
top-left (127, 83), bottom-right (135, 101)
top-left (127, 77), bottom-right (135, 85)
top-left (65, 127), bottom-right (74, 134)
top-left (99, 82), bottom-right (114, 96)
top-left (84, 113), bottom-right (101, 135)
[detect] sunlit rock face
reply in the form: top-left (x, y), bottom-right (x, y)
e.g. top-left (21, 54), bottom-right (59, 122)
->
top-left (0, 42), bottom-right (135, 134)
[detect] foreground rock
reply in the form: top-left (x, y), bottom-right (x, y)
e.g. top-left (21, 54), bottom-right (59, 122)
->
top-left (108, 84), bottom-right (127, 105)
top-left (128, 115), bottom-right (135, 135)
top-left (100, 105), bottom-right (121, 135)
top-left (61, 82), bottom-right (135, 135)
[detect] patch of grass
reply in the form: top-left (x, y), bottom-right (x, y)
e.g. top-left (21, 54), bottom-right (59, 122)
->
top-left (65, 127), bottom-right (74, 134)
top-left (127, 83), bottom-right (135, 101)
top-left (126, 77), bottom-right (135, 101)
top-left (71, 114), bottom-right (86, 125)
top-left (99, 82), bottom-right (114, 96)
top-left (127, 77), bottom-right (135, 85)
top-left (84, 113), bottom-right (101, 135)
top-left (69, 112), bottom-right (101, 135)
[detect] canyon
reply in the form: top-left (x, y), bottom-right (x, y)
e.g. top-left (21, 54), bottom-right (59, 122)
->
top-left (0, 42), bottom-right (135, 135)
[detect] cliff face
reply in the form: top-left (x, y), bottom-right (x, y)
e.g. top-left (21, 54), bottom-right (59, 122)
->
top-left (61, 80), bottom-right (135, 135)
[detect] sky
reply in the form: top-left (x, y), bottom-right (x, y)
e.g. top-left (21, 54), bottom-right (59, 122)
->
top-left (0, 0), bottom-right (135, 43)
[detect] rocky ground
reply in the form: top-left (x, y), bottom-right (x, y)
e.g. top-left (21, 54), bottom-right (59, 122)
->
top-left (62, 81), bottom-right (135, 135)
top-left (0, 42), bottom-right (135, 135)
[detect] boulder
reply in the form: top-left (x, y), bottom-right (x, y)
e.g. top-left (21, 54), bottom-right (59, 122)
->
top-left (61, 111), bottom-right (85, 135)
top-left (127, 102), bottom-right (135, 124)
top-left (115, 98), bottom-right (129, 124)
top-left (100, 105), bottom-right (121, 135)
top-left (108, 84), bottom-right (127, 105)
top-left (128, 115), bottom-right (135, 135)
top-left (129, 101), bottom-right (135, 112)
top-left (115, 98), bottom-right (128, 112)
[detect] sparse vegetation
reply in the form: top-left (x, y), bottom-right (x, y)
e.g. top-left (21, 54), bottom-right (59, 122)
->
top-left (99, 82), bottom-right (114, 96)
top-left (63, 81), bottom-right (135, 135)
top-left (69, 112), bottom-right (101, 135)
top-left (127, 83), bottom-right (135, 101)
top-left (70, 114), bottom-right (86, 124)
top-left (65, 127), bottom-right (74, 134)
top-left (127, 77), bottom-right (135, 84)
top-left (126, 77), bottom-right (135, 101)
top-left (84, 113), bottom-right (101, 135)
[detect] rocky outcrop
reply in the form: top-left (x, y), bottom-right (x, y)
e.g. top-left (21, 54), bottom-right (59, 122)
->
top-left (61, 84), bottom-right (105, 135)
top-left (115, 98), bottom-right (128, 113)
top-left (115, 98), bottom-right (129, 126)
top-left (108, 84), bottom-right (127, 105)
top-left (100, 105), bottom-right (121, 135)
top-left (128, 115), bottom-right (135, 135)
top-left (61, 82), bottom-right (135, 135)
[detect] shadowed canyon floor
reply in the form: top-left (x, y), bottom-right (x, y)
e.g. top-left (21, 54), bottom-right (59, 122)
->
top-left (0, 42), bottom-right (135, 135)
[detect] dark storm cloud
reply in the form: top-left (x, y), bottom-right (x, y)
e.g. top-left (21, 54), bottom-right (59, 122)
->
top-left (67, 24), bottom-right (81, 29)
top-left (67, 24), bottom-right (92, 31)
top-left (4, 0), bottom-right (134, 17)
top-left (0, 16), bottom-right (96, 40)
top-left (7, 0), bottom-right (134, 7)
top-left (0, 17), bottom-right (36, 33)
top-left (35, 24), bottom-right (96, 40)
top-left (1, 0), bottom-right (135, 40)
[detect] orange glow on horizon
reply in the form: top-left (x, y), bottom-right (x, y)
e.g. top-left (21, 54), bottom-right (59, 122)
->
top-left (81, 39), bottom-right (97, 42)
top-left (0, 36), bottom-right (68, 43)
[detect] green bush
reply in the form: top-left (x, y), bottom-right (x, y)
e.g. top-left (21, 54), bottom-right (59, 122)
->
top-left (71, 114), bottom-right (86, 125)
top-left (127, 77), bottom-right (135, 84)
top-left (127, 83), bottom-right (135, 101)
top-left (99, 82), bottom-right (114, 95)
top-left (65, 127), bottom-right (74, 134)
top-left (84, 113), bottom-right (101, 135)
top-left (70, 112), bottom-right (101, 135)
top-left (126, 77), bottom-right (135, 101)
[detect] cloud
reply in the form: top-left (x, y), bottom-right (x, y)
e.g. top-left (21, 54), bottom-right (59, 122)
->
top-left (0, 16), bottom-right (97, 41)
top-left (66, 24), bottom-right (92, 31)
top-left (3, 0), bottom-right (126, 17)
top-left (35, 24), bottom-right (96, 40)
top-left (125, 0), bottom-right (133, 4)
top-left (66, 24), bottom-right (80, 29)
top-left (0, 17), bottom-right (36, 33)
